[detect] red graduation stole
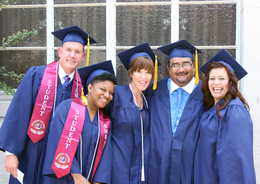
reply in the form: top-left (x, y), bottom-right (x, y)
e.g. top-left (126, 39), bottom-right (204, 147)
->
top-left (90, 109), bottom-right (110, 182)
top-left (27, 61), bottom-right (82, 143)
top-left (51, 98), bottom-right (85, 178)
top-left (52, 98), bottom-right (111, 180)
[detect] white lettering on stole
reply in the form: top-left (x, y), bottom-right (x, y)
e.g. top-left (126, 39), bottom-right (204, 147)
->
top-left (43, 100), bottom-right (47, 106)
top-left (74, 115), bottom-right (79, 120)
top-left (70, 126), bottom-right (75, 132)
top-left (45, 89), bottom-right (50, 94)
top-left (65, 143), bottom-right (70, 149)
top-left (40, 79), bottom-right (52, 116)
top-left (65, 109), bottom-right (81, 149)
top-left (41, 106), bottom-right (46, 111)
top-left (47, 80), bottom-right (52, 89)
top-left (44, 95), bottom-right (49, 100)
top-left (103, 125), bottom-right (109, 147)
top-left (72, 121), bottom-right (77, 126)
top-left (68, 132), bottom-right (74, 137)
top-left (66, 137), bottom-right (72, 143)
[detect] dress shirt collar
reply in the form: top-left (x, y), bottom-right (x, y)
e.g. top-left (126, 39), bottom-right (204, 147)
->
top-left (170, 77), bottom-right (195, 94)
top-left (59, 63), bottom-right (75, 84)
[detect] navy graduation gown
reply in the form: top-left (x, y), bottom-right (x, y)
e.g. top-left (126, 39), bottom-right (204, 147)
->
top-left (43, 99), bottom-right (111, 184)
top-left (106, 85), bottom-right (150, 184)
top-left (194, 97), bottom-right (256, 184)
top-left (145, 78), bottom-right (205, 184)
top-left (0, 64), bottom-right (73, 184)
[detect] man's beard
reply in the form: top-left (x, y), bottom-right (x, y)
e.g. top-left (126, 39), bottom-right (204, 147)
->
top-left (176, 72), bottom-right (188, 84)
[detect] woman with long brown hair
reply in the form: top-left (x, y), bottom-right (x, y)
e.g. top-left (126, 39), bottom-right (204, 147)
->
top-left (194, 49), bottom-right (256, 184)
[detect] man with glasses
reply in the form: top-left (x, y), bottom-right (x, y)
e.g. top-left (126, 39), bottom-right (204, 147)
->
top-left (0, 25), bottom-right (96, 184)
top-left (146, 40), bottom-right (206, 184)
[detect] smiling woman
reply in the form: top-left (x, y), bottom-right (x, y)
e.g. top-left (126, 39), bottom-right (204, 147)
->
top-left (208, 67), bottom-right (229, 105)
top-left (42, 60), bottom-right (117, 184)
top-left (103, 43), bottom-right (156, 184)
top-left (194, 50), bottom-right (256, 184)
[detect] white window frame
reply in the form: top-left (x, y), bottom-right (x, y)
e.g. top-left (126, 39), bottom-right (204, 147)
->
top-left (0, 0), bottom-right (240, 70)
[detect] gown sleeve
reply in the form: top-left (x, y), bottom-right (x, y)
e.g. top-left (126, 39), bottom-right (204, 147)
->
top-left (217, 104), bottom-right (256, 184)
top-left (0, 66), bottom-right (40, 155)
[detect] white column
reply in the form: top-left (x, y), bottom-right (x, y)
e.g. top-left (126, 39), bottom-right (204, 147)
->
top-left (172, 0), bottom-right (179, 42)
top-left (240, 0), bottom-right (260, 182)
top-left (106, 0), bottom-right (117, 74)
top-left (46, 0), bottom-right (54, 64)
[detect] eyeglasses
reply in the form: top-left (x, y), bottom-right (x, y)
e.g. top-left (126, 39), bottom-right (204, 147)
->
top-left (168, 62), bottom-right (193, 70)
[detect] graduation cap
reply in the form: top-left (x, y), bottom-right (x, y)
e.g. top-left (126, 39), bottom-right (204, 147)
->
top-left (78, 60), bottom-right (115, 96)
top-left (118, 42), bottom-right (160, 89)
top-left (52, 25), bottom-right (97, 67)
top-left (118, 42), bottom-right (159, 70)
top-left (157, 39), bottom-right (202, 59)
top-left (51, 25), bottom-right (97, 46)
top-left (200, 49), bottom-right (247, 80)
top-left (158, 39), bottom-right (202, 85)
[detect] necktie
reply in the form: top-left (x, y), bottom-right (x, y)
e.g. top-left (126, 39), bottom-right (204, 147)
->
top-left (63, 75), bottom-right (70, 89)
top-left (177, 88), bottom-right (183, 104)
top-left (170, 88), bottom-right (183, 135)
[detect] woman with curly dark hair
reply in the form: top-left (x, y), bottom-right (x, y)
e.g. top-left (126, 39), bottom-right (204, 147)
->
top-left (42, 60), bottom-right (117, 184)
top-left (194, 49), bottom-right (256, 184)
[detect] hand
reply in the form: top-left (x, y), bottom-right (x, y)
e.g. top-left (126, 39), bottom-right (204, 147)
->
top-left (71, 173), bottom-right (91, 184)
top-left (5, 155), bottom-right (19, 178)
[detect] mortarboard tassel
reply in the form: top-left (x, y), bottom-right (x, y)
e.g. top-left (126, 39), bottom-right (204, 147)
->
top-left (86, 35), bottom-right (90, 66)
top-left (81, 87), bottom-right (88, 106)
top-left (152, 55), bottom-right (158, 90)
top-left (195, 48), bottom-right (199, 85)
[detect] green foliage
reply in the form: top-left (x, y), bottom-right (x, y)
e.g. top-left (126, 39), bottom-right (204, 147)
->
top-left (0, 1), bottom-right (38, 95)
top-left (0, 0), bottom-right (17, 11)
top-left (0, 66), bottom-right (24, 95)
top-left (1, 29), bottom-right (38, 49)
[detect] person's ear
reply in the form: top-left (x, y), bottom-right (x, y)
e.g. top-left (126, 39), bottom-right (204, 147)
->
top-left (88, 84), bottom-right (93, 94)
top-left (129, 72), bottom-right (133, 79)
top-left (58, 47), bottom-right (63, 58)
top-left (81, 52), bottom-right (86, 63)
top-left (167, 64), bottom-right (170, 72)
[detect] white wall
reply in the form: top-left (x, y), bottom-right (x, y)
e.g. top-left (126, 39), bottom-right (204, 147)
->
top-left (0, 0), bottom-right (259, 182)
top-left (0, 95), bottom-right (12, 183)
top-left (241, 0), bottom-right (260, 181)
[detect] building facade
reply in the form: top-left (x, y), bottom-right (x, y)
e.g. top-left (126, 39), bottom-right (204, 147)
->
top-left (0, 0), bottom-right (259, 183)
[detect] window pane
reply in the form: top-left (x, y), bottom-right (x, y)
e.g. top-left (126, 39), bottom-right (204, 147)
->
top-left (116, 5), bottom-right (171, 46)
top-left (180, 0), bottom-right (236, 1)
top-left (54, 6), bottom-right (106, 46)
top-left (10, 0), bottom-right (46, 5)
top-left (155, 48), bottom-right (170, 80)
top-left (0, 8), bottom-right (46, 47)
top-left (117, 0), bottom-right (170, 2)
top-left (116, 49), bottom-right (169, 85)
top-left (0, 50), bottom-right (46, 88)
top-left (179, 4), bottom-right (236, 46)
top-left (54, 0), bottom-right (105, 3)
top-left (54, 49), bottom-right (106, 68)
